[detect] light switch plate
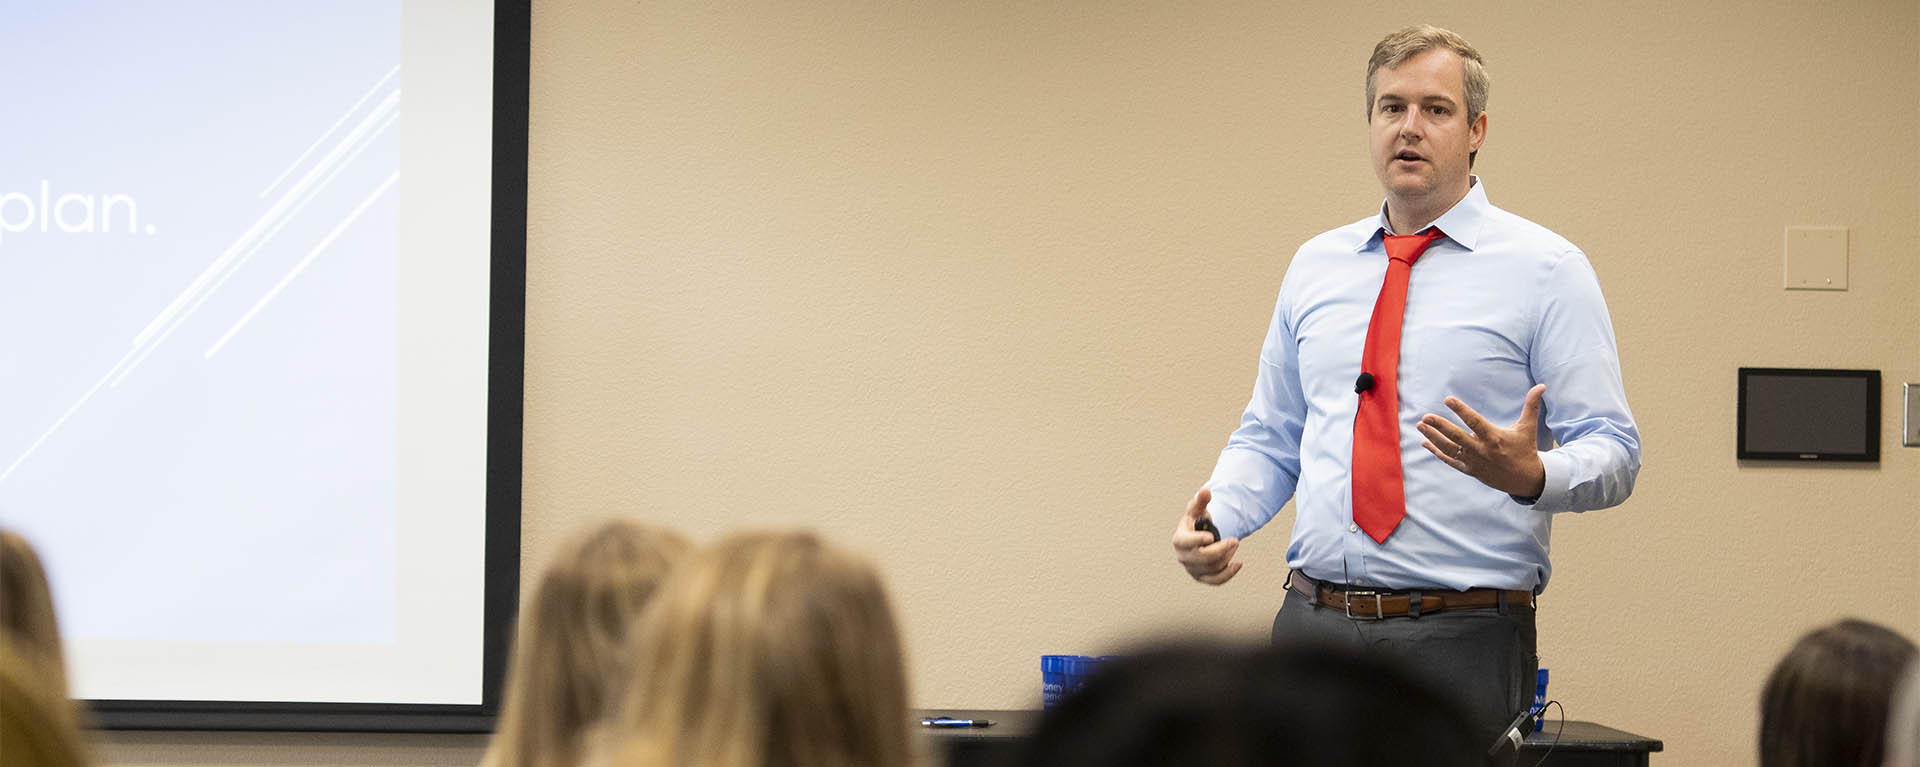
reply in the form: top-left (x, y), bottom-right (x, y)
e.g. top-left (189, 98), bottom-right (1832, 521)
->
top-left (1784, 226), bottom-right (1848, 290)
top-left (1906, 383), bottom-right (1919, 447)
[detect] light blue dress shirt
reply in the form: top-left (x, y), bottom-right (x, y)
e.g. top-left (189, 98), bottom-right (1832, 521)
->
top-left (1204, 178), bottom-right (1640, 593)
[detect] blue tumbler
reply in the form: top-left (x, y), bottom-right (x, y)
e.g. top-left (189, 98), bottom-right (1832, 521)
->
top-left (1041, 655), bottom-right (1102, 709)
top-left (1532, 668), bottom-right (1549, 730)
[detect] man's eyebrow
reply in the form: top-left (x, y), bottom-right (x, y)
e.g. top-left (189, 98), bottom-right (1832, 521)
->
top-left (1375, 93), bottom-right (1459, 107)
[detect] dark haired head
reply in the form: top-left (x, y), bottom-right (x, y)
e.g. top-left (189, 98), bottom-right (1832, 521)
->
top-left (1013, 640), bottom-right (1485, 767)
top-left (1890, 665), bottom-right (1920, 767)
top-left (1760, 618), bottom-right (1918, 767)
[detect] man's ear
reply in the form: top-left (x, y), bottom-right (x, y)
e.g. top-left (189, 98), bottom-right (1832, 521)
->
top-left (1469, 111), bottom-right (1488, 153)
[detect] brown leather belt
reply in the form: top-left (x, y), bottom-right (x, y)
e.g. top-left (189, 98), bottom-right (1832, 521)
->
top-left (1288, 571), bottom-right (1534, 619)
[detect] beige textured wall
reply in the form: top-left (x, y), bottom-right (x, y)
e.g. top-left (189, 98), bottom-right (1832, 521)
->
top-left (102, 1), bottom-right (1918, 766)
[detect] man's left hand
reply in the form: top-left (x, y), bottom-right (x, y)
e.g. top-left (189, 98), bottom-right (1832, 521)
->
top-left (1417, 384), bottom-right (1548, 498)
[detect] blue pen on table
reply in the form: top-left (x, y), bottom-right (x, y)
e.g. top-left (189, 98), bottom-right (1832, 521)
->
top-left (920, 716), bottom-right (995, 728)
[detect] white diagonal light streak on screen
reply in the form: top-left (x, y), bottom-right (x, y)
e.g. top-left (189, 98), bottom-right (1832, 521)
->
top-left (2, 90), bottom-right (400, 488)
top-left (207, 171), bottom-right (400, 359)
top-left (133, 88), bottom-right (400, 351)
top-left (258, 66), bottom-right (400, 200)
top-left (110, 103), bottom-right (399, 388)
top-left (0, 346), bottom-right (144, 486)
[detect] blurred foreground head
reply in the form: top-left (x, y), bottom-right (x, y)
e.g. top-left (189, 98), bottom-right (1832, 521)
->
top-left (1, 639), bottom-right (90, 767)
top-left (1889, 664), bottom-right (1920, 767)
top-left (1, 529), bottom-right (68, 696)
top-left (602, 529), bottom-right (914, 767)
top-left (1760, 618), bottom-right (1916, 767)
top-left (484, 520), bottom-right (693, 767)
top-left (1014, 640), bottom-right (1486, 767)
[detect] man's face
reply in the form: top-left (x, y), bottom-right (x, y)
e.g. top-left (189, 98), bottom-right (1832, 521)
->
top-left (1368, 48), bottom-right (1486, 208)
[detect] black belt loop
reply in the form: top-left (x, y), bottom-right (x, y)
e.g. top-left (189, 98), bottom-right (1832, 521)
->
top-left (1407, 589), bottom-right (1423, 619)
top-left (1496, 590), bottom-right (1509, 616)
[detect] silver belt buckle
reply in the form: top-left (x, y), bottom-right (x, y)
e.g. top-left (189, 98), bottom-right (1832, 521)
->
top-left (1344, 590), bottom-right (1385, 620)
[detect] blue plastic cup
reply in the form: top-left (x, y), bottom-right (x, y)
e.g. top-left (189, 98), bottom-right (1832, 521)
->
top-left (1041, 655), bottom-right (1102, 709)
top-left (1532, 668), bottom-right (1549, 730)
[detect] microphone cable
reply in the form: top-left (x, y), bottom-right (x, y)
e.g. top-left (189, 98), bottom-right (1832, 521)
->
top-left (1521, 700), bottom-right (1565, 767)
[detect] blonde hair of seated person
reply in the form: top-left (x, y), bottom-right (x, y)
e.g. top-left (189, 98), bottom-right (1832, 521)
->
top-left (0, 638), bottom-right (90, 767)
top-left (482, 520), bottom-right (693, 767)
top-left (599, 530), bottom-right (915, 767)
top-left (1, 529), bottom-right (69, 697)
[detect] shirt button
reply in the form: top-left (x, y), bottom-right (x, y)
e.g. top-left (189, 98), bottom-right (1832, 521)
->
top-left (1348, 524), bottom-right (1359, 533)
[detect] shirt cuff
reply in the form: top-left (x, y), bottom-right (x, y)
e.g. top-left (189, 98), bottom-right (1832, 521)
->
top-left (1200, 483), bottom-right (1255, 541)
top-left (1521, 449), bottom-right (1574, 512)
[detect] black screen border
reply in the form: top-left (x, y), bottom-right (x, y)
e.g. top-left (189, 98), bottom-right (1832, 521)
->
top-left (87, 0), bottom-right (529, 733)
top-left (1736, 367), bottom-right (1881, 462)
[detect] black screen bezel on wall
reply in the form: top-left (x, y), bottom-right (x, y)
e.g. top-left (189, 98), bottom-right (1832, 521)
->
top-left (1736, 367), bottom-right (1880, 463)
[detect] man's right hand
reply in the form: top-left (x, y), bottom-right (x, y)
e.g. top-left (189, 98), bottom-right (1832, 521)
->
top-left (1172, 488), bottom-right (1242, 585)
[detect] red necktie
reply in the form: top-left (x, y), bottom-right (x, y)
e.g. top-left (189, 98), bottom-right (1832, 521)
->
top-left (1352, 228), bottom-right (1442, 544)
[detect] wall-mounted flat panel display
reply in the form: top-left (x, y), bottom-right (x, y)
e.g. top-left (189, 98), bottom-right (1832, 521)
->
top-left (1737, 368), bottom-right (1880, 462)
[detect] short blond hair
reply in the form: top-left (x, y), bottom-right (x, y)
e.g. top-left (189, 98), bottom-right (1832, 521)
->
top-left (482, 520), bottom-right (693, 767)
top-left (1, 529), bottom-right (69, 698)
top-left (599, 530), bottom-right (915, 767)
top-left (1365, 25), bottom-right (1490, 126)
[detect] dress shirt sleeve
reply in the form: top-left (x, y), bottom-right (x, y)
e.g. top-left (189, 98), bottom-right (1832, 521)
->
top-left (1525, 251), bottom-right (1642, 513)
top-left (1204, 291), bottom-right (1307, 539)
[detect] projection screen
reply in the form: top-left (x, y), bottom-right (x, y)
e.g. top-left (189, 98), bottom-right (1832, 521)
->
top-left (0, 0), bottom-right (527, 732)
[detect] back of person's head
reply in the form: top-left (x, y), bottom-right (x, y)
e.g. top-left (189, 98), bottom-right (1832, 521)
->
top-left (1, 529), bottom-right (69, 697)
top-left (1760, 618), bottom-right (1918, 767)
top-left (601, 529), bottom-right (913, 767)
top-left (1013, 640), bottom-right (1485, 767)
top-left (483, 520), bottom-right (693, 767)
top-left (1889, 664), bottom-right (1920, 767)
top-left (0, 638), bottom-right (89, 767)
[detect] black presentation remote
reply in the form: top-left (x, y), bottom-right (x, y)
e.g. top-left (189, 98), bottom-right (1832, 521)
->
top-left (1195, 517), bottom-right (1221, 544)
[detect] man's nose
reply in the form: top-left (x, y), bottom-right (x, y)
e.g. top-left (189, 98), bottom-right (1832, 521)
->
top-left (1399, 112), bottom-right (1424, 140)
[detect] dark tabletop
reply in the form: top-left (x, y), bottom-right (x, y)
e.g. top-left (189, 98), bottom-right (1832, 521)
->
top-left (915, 709), bottom-right (1663, 753)
top-left (914, 709), bottom-right (1043, 741)
top-left (1523, 719), bottom-right (1664, 752)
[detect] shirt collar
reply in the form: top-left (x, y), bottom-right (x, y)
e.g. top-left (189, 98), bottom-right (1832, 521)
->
top-left (1358, 175), bottom-right (1490, 253)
